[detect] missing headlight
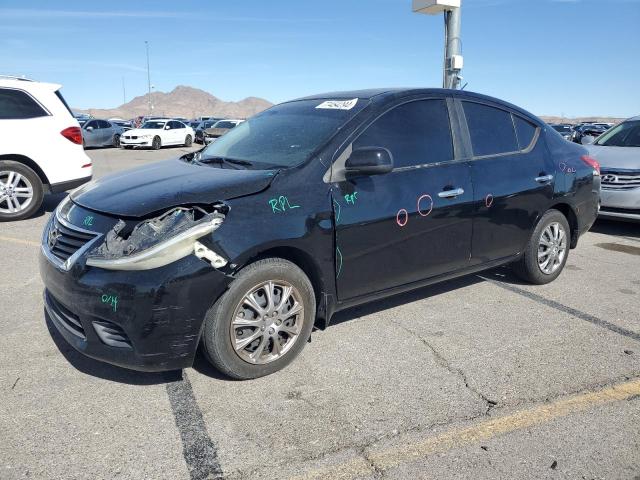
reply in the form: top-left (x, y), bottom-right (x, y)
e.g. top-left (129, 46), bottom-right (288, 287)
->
top-left (86, 205), bottom-right (227, 271)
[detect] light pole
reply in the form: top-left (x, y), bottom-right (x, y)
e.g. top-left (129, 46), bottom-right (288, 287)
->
top-left (413, 0), bottom-right (463, 89)
top-left (145, 40), bottom-right (152, 114)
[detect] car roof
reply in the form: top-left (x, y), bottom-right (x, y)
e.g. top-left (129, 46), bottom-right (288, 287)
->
top-left (0, 76), bottom-right (62, 92)
top-left (289, 88), bottom-right (542, 124)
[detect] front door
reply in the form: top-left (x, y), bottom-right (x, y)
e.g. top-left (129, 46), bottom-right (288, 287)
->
top-left (458, 100), bottom-right (556, 262)
top-left (332, 98), bottom-right (474, 301)
top-left (83, 120), bottom-right (100, 147)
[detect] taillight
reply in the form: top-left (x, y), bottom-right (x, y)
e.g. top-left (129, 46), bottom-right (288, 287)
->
top-left (61, 126), bottom-right (83, 145)
top-left (581, 155), bottom-right (600, 175)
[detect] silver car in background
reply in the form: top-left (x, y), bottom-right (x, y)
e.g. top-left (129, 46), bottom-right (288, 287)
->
top-left (585, 116), bottom-right (640, 221)
top-left (82, 119), bottom-right (125, 148)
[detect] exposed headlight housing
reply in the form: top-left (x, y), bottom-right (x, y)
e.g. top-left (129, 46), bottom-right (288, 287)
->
top-left (86, 206), bottom-right (226, 271)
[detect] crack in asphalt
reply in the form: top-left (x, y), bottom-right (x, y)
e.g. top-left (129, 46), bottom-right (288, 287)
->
top-left (388, 319), bottom-right (498, 415)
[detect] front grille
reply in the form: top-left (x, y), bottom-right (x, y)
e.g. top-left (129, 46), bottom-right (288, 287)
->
top-left (47, 215), bottom-right (98, 264)
top-left (93, 321), bottom-right (132, 348)
top-left (601, 170), bottom-right (640, 190)
top-left (45, 291), bottom-right (86, 339)
top-left (123, 135), bottom-right (137, 140)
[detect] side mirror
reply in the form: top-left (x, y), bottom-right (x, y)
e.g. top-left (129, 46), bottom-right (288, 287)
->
top-left (164, 125), bottom-right (171, 130)
top-left (86, 126), bottom-right (94, 132)
top-left (581, 135), bottom-right (596, 145)
top-left (345, 147), bottom-right (394, 177)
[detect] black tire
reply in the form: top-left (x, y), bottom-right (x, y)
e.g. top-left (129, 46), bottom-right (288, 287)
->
top-left (512, 209), bottom-right (570, 285)
top-left (202, 258), bottom-right (316, 379)
top-left (0, 160), bottom-right (44, 222)
top-left (152, 136), bottom-right (161, 150)
top-left (113, 134), bottom-right (121, 148)
top-left (184, 135), bottom-right (193, 147)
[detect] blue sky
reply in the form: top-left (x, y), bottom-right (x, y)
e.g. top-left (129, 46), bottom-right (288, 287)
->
top-left (1, 0), bottom-right (638, 117)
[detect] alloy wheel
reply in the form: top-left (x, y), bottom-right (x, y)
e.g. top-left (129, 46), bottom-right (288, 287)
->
top-left (230, 280), bottom-right (304, 365)
top-left (0, 170), bottom-right (34, 214)
top-left (537, 221), bottom-right (567, 275)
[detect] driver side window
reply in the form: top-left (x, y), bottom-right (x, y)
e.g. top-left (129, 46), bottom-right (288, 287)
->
top-left (353, 99), bottom-right (454, 169)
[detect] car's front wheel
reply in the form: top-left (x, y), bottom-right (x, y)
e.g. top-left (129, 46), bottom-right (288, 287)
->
top-left (152, 136), bottom-right (161, 150)
top-left (512, 209), bottom-right (570, 284)
top-left (0, 160), bottom-right (44, 222)
top-left (113, 134), bottom-right (121, 148)
top-left (202, 258), bottom-right (315, 379)
top-left (184, 135), bottom-right (192, 147)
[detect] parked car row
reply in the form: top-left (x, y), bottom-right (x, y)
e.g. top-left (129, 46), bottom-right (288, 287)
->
top-left (74, 113), bottom-right (245, 148)
top-left (548, 122), bottom-right (615, 144)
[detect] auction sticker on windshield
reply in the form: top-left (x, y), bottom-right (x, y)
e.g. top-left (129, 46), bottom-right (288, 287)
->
top-left (316, 98), bottom-right (358, 110)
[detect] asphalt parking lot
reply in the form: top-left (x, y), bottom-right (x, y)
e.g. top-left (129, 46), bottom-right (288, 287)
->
top-left (1, 145), bottom-right (639, 480)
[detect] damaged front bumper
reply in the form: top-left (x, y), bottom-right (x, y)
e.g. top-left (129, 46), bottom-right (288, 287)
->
top-left (39, 201), bottom-right (233, 372)
top-left (40, 252), bottom-right (232, 371)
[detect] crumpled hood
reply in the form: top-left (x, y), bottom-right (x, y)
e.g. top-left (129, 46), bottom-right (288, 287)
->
top-left (71, 159), bottom-right (276, 217)
top-left (585, 145), bottom-right (640, 171)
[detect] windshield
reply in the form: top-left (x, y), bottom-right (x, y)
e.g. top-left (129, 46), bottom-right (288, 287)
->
top-left (141, 121), bottom-right (165, 129)
top-left (595, 120), bottom-right (640, 147)
top-left (200, 99), bottom-right (367, 168)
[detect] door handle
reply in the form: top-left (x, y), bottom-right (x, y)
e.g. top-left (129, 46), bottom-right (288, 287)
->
top-left (438, 188), bottom-right (465, 199)
top-left (535, 174), bottom-right (554, 183)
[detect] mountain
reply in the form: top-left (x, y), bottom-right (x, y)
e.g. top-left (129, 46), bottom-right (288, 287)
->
top-left (539, 115), bottom-right (625, 125)
top-left (76, 86), bottom-right (273, 120)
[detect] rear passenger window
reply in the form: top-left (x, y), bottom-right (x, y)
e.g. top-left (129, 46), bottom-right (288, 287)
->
top-left (513, 115), bottom-right (537, 150)
top-left (354, 99), bottom-right (453, 168)
top-left (462, 102), bottom-right (518, 156)
top-left (0, 88), bottom-right (48, 119)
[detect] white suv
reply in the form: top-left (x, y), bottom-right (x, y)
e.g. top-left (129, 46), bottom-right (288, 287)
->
top-left (0, 76), bottom-right (92, 221)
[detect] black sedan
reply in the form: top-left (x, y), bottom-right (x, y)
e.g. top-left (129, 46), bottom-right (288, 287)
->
top-left (40, 88), bottom-right (600, 379)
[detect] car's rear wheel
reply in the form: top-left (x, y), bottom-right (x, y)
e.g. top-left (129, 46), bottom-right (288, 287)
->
top-left (152, 136), bottom-right (161, 150)
top-left (0, 161), bottom-right (43, 222)
top-left (113, 134), bottom-right (121, 148)
top-left (184, 135), bottom-right (192, 147)
top-left (202, 258), bottom-right (315, 379)
top-left (512, 209), bottom-right (570, 284)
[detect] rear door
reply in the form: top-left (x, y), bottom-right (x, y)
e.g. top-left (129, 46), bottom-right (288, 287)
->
top-left (332, 97), bottom-right (474, 301)
top-left (457, 99), bottom-right (555, 263)
top-left (97, 120), bottom-right (112, 145)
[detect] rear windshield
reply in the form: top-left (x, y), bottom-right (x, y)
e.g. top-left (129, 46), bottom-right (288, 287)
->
top-left (595, 120), bottom-right (640, 147)
top-left (201, 98), bottom-right (367, 169)
top-left (551, 125), bottom-right (571, 133)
